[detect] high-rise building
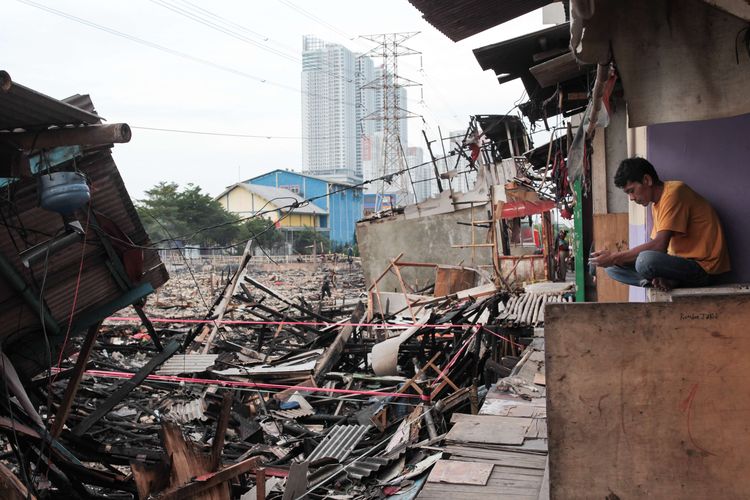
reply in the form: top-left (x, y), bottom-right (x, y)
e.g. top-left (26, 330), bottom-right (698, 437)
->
top-left (302, 36), bottom-right (358, 183)
top-left (355, 56), bottom-right (375, 180)
top-left (406, 146), bottom-right (434, 203)
top-left (301, 36), bottom-right (377, 184)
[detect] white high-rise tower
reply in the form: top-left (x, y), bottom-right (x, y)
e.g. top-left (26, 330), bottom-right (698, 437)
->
top-left (301, 36), bottom-right (375, 183)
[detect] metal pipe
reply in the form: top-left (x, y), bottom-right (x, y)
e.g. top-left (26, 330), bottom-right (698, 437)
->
top-left (0, 252), bottom-right (60, 335)
top-left (20, 231), bottom-right (81, 268)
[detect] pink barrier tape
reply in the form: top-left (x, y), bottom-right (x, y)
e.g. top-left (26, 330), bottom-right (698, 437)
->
top-left (107, 316), bottom-right (477, 330)
top-left (59, 368), bottom-right (431, 401)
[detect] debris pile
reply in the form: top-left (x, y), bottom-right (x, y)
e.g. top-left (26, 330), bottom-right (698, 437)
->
top-left (0, 256), bottom-right (561, 498)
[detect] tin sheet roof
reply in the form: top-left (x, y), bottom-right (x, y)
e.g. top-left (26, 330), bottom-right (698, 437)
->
top-left (307, 424), bottom-right (371, 462)
top-left (0, 70), bottom-right (101, 131)
top-left (407, 0), bottom-right (552, 42)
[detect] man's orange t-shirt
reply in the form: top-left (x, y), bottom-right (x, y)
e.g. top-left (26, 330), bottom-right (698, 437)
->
top-left (650, 181), bottom-right (730, 274)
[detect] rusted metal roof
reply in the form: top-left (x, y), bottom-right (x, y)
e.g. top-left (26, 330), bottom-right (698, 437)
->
top-left (0, 70), bottom-right (101, 131)
top-left (0, 147), bottom-right (168, 379)
top-left (473, 23), bottom-right (572, 84)
top-left (307, 424), bottom-right (370, 462)
top-left (407, 0), bottom-right (552, 42)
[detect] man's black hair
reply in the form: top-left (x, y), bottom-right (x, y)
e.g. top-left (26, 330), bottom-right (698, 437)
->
top-left (614, 157), bottom-right (661, 188)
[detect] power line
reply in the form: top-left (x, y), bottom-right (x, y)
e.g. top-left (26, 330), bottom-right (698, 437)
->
top-left (276, 0), bottom-right (354, 41)
top-left (149, 0), bottom-right (300, 63)
top-left (131, 125), bottom-right (378, 141)
top-left (15, 0), bottom-right (363, 109)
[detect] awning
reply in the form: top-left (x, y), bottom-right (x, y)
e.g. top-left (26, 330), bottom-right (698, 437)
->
top-left (501, 200), bottom-right (557, 219)
top-left (407, 0), bottom-right (552, 42)
top-left (473, 24), bottom-right (592, 122)
top-left (0, 71), bottom-right (102, 131)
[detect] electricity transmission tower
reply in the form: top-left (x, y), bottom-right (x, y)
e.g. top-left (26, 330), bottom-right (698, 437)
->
top-left (360, 32), bottom-right (421, 209)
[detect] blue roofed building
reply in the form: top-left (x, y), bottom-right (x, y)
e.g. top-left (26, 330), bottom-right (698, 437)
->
top-left (244, 169), bottom-right (363, 247)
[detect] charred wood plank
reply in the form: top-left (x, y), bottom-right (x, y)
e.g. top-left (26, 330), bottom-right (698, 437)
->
top-left (71, 340), bottom-right (180, 436)
top-left (210, 393), bottom-right (233, 470)
top-left (313, 302), bottom-right (364, 384)
top-left (52, 321), bottom-right (102, 438)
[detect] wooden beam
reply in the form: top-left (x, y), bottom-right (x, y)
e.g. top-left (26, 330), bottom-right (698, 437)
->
top-left (72, 340), bottom-right (180, 436)
top-left (157, 456), bottom-right (261, 500)
top-left (201, 241), bottom-right (252, 354)
top-left (134, 302), bottom-right (163, 351)
top-left (0, 461), bottom-right (36, 500)
top-left (313, 302), bottom-right (365, 384)
top-left (51, 322), bottom-right (102, 438)
top-left (3, 124), bottom-right (132, 150)
top-left (255, 469), bottom-right (266, 500)
top-left (210, 394), bottom-right (233, 470)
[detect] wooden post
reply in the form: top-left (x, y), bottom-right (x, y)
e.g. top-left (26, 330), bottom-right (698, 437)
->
top-left (210, 393), bottom-right (233, 471)
top-left (255, 468), bottom-right (266, 500)
top-left (201, 240), bottom-right (252, 354)
top-left (51, 321), bottom-right (102, 438)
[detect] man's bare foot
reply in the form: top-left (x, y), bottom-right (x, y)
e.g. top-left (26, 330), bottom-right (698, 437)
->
top-left (652, 277), bottom-right (677, 292)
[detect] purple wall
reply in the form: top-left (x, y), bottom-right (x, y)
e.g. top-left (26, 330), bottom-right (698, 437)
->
top-left (648, 112), bottom-right (750, 283)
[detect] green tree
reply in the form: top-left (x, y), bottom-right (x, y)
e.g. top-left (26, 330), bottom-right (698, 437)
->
top-left (136, 182), bottom-right (240, 246)
top-left (293, 227), bottom-right (331, 255)
top-left (239, 217), bottom-right (283, 254)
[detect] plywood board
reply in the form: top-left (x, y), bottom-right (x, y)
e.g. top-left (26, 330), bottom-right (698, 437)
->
top-left (427, 460), bottom-right (493, 485)
top-left (545, 296), bottom-right (750, 499)
top-left (443, 446), bottom-right (548, 470)
top-left (445, 415), bottom-right (528, 445)
top-left (593, 213), bottom-right (629, 302)
top-left (418, 463), bottom-right (543, 499)
top-left (434, 267), bottom-right (477, 297)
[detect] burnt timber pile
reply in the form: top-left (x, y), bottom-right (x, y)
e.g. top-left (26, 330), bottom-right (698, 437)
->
top-left (26, 257), bottom-right (565, 499)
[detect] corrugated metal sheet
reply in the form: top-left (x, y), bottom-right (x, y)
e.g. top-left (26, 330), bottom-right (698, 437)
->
top-left (0, 148), bottom-right (168, 378)
top-left (307, 424), bottom-right (370, 462)
top-left (0, 70), bottom-right (101, 131)
top-left (346, 456), bottom-right (391, 480)
top-left (157, 354), bottom-right (219, 375)
top-left (62, 94), bottom-right (99, 117)
top-left (273, 392), bottom-right (315, 419)
top-left (407, 0), bottom-right (552, 42)
top-left (473, 23), bottom-right (571, 78)
top-left (165, 398), bottom-right (207, 424)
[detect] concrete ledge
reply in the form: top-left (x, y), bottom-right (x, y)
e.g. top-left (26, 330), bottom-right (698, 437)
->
top-left (647, 283), bottom-right (750, 302)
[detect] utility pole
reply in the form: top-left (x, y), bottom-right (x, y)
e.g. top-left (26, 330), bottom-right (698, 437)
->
top-left (360, 32), bottom-right (421, 210)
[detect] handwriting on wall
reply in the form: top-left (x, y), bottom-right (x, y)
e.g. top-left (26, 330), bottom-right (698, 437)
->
top-left (680, 312), bottom-right (719, 320)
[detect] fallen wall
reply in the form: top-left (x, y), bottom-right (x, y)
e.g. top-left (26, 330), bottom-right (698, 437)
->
top-left (356, 206), bottom-right (494, 291)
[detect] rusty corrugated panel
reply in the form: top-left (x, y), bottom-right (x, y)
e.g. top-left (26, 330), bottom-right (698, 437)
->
top-left (0, 70), bottom-right (101, 131)
top-left (473, 23), bottom-right (571, 80)
top-left (407, 0), bottom-right (552, 42)
top-left (307, 424), bottom-right (370, 462)
top-left (0, 148), bottom-right (168, 378)
top-left (62, 94), bottom-right (99, 118)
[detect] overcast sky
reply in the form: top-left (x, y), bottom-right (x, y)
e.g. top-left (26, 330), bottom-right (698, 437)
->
top-left (4, 0), bottom-right (545, 200)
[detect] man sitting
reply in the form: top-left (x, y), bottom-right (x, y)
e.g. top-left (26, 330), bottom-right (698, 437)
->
top-left (590, 157), bottom-right (730, 291)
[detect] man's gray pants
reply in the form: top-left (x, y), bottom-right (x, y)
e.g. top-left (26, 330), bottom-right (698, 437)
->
top-left (604, 250), bottom-right (710, 288)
